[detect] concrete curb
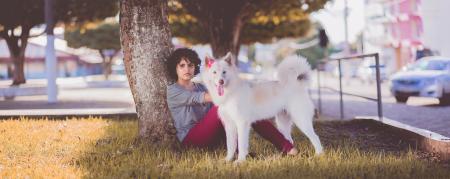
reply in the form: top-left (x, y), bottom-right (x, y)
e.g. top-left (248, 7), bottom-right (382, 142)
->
top-left (355, 116), bottom-right (450, 161)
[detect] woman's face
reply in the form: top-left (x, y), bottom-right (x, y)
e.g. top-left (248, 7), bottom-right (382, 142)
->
top-left (176, 58), bottom-right (196, 82)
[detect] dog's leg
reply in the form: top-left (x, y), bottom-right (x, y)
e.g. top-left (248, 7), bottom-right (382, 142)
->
top-left (235, 120), bottom-right (251, 163)
top-left (275, 112), bottom-right (294, 144)
top-left (222, 118), bottom-right (238, 162)
top-left (288, 105), bottom-right (323, 155)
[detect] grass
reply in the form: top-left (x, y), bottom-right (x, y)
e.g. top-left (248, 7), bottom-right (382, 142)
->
top-left (0, 117), bottom-right (449, 178)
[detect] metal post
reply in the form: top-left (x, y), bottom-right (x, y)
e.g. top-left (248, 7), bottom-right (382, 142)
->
top-left (374, 54), bottom-right (383, 121)
top-left (317, 68), bottom-right (322, 114)
top-left (331, 53), bottom-right (383, 121)
top-left (45, 0), bottom-right (57, 103)
top-left (338, 59), bottom-right (344, 120)
top-left (344, 0), bottom-right (350, 55)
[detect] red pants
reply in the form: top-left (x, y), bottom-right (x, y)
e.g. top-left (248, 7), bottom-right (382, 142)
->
top-left (182, 106), bottom-right (294, 153)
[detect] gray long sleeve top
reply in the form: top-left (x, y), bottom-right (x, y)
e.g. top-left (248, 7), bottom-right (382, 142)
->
top-left (166, 83), bottom-right (212, 141)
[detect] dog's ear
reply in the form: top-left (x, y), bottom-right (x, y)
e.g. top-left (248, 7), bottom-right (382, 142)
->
top-left (204, 55), bottom-right (215, 69)
top-left (223, 52), bottom-right (235, 66)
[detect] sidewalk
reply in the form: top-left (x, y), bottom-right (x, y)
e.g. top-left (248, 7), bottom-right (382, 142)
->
top-left (312, 88), bottom-right (450, 136)
top-left (0, 75), bottom-right (136, 118)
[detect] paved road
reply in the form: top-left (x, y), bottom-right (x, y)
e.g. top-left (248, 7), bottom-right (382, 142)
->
top-left (311, 72), bottom-right (450, 137)
top-left (1, 74), bottom-right (448, 137)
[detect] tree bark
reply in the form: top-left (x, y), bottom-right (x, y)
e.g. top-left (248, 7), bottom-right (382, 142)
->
top-left (1, 26), bottom-right (31, 86)
top-left (98, 50), bottom-right (112, 80)
top-left (7, 64), bottom-right (13, 78)
top-left (119, 0), bottom-right (177, 145)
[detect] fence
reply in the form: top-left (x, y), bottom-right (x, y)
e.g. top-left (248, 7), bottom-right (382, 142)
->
top-left (316, 53), bottom-right (383, 121)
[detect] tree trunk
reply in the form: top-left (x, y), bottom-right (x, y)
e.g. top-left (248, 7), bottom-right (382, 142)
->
top-left (104, 58), bottom-right (112, 80)
top-left (180, 0), bottom-right (252, 58)
top-left (11, 55), bottom-right (26, 85)
top-left (99, 50), bottom-right (112, 80)
top-left (119, 0), bottom-right (177, 145)
top-left (1, 27), bottom-right (30, 86)
top-left (207, 17), bottom-right (243, 58)
top-left (7, 64), bottom-right (13, 78)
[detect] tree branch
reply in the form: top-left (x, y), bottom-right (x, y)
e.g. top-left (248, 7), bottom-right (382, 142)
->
top-left (238, 0), bottom-right (256, 22)
top-left (29, 30), bottom-right (46, 38)
top-left (18, 25), bottom-right (31, 56)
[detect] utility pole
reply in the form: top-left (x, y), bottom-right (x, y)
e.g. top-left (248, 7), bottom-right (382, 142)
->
top-left (45, 0), bottom-right (57, 103)
top-left (344, 0), bottom-right (350, 55)
top-left (317, 28), bottom-right (329, 115)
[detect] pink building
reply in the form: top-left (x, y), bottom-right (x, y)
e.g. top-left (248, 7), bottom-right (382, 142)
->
top-left (364, 0), bottom-right (424, 72)
top-left (383, 0), bottom-right (423, 69)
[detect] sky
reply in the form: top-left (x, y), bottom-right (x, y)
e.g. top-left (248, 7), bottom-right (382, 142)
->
top-left (311, 0), bottom-right (365, 44)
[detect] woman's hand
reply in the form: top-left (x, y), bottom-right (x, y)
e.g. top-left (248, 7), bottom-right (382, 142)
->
top-left (204, 92), bottom-right (212, 103)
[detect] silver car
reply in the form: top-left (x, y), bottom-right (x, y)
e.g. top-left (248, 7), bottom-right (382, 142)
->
top-left (390, 56), bottom-right (450, 104)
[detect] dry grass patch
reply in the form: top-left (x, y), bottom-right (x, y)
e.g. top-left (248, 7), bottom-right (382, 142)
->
top-left (0, 117), bottom-right (448, 178)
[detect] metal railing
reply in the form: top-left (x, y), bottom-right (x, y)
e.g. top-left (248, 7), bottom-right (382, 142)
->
top-left (316, 53), bottom-right (383, 121)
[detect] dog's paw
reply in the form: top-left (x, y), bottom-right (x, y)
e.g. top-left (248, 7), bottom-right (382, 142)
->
top-left (315, 150), bottom-right (324, 156)
top-left (220, 158), bottom-right (231, 164)
top-left (233, 159), bottom-right (246, 165)
top-left (224, 155), bottom-right (234, 162)
top-left (234, 155), bottom-right (247, 164)
top-left (287, 148), bottom-right (299, 156)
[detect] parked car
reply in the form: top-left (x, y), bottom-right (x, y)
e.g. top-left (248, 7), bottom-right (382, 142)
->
top-left (389, 56), bottom-right (450, 104)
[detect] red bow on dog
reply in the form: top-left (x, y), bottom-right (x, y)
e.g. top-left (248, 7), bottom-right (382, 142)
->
top-left (206, 58), bottom-right (215, 68)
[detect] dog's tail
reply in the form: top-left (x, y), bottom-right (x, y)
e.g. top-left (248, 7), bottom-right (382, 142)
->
top-left (276, 55), bottom-right (311, 86)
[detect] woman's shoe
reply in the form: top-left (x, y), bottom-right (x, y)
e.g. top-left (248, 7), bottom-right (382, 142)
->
top-left (287, 148), bottom-right (298, 156)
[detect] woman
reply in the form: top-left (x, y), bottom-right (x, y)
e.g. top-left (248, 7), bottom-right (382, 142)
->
top-left (166, 48), bottom-right (297, 155)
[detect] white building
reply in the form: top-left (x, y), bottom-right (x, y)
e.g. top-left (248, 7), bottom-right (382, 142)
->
top-left (0, 35), bottom-right (107, 80)
top-left (420, 0), bottom-right (450, 57)
top-left (363, 0), bottom-right (396, 74)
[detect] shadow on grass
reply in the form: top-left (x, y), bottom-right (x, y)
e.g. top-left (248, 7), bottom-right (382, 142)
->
top-left (75, 118), bottom-right (450, 178)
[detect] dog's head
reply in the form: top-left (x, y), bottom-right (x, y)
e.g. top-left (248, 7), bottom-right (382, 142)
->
top-left (202, 52), bottom-right (237, 97)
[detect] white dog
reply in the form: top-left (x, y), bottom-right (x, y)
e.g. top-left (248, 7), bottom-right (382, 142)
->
top-left (201, 52), bottom-right (323, 163)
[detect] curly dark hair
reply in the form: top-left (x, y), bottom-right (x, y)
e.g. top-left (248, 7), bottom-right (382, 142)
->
top-left (166, 48), bottom-right (201, 81)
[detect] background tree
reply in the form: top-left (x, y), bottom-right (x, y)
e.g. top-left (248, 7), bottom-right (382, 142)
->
top-left (0, 0), bottom-right (118, 85)
top-left (295, 24), bottom-right (340, 69)
top-left (169, 0), bottom-right (329, 57)
top-left (120, 0), bottom-right (176, 145)
top-left (64, 20), bottom-right (121, 80)
top-left (295, 40), bottom-right (335, 69)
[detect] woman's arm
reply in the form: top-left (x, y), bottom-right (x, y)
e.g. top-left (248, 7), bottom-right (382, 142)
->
top-left (167, 85), bottom-right (209, 107)
top-left (204, 92), bottom-right (212, 103)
